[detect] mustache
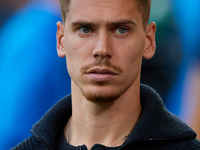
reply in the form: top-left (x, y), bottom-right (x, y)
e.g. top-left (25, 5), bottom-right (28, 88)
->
top-left (81, 58), bottom-right (123, 74)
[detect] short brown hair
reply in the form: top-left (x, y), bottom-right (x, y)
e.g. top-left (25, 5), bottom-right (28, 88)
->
top-left (135, 0), bottom-right (152, 28)
top-left (59, 0), bottom-right (70, 24)
top-left (59, 0), bottom-right (151, 28)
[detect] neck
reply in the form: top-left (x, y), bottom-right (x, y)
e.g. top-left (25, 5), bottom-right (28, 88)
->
top-left (64, 81), bottom-right (141, 149)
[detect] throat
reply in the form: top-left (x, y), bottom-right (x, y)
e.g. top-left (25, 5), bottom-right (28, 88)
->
top-left (64, 103), bottom-right (141, 149)
top-left (66, 117), bottom-right (130, 148)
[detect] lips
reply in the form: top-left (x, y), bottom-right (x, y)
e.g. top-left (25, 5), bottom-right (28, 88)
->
top-left (86, 68), bottom-right (118, 82)
top-left (88, 68), bottom-right (117, 75)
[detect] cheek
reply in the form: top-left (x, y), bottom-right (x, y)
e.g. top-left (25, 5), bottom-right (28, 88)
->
top-left (116, 40), bottom-right (145, 76)
top-left (64, 35), bottom-right (95, 57)
top-left (117, 42), bottom-right (144, 64)
top-left (63, 37), bottom-right (95, 76)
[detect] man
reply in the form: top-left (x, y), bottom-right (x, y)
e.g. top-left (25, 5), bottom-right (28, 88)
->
top-left (11, 0), bottom-right (200, 149)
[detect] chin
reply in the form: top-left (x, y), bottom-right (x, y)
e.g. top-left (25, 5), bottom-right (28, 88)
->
top-left (81, 88), bottom-right (122, 103)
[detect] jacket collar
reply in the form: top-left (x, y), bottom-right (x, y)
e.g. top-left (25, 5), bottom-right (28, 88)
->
top-left (31, 84), bottom-right (196, 149)
top-left (122, 84), bottom-right (196, 148)
top-left (31, 95), bottom-right (72, 149)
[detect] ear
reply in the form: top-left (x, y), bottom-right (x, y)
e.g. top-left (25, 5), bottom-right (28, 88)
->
top-left (56, 21), bottom-right (66, 57)
top-left (143, 22), bottom-right (156, 59)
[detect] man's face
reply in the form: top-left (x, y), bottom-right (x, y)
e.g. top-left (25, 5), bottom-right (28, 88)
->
top-left (57, 0), bottom-right (155, 102)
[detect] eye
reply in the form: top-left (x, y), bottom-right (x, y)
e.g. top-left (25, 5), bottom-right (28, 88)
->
top-left (78, 27), bottom-right (91, 33)
top-left (115, 28), bottom-right (128, 34)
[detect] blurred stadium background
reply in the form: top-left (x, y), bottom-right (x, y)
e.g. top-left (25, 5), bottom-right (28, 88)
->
top-left (0, 0), bottom-right (200, 149)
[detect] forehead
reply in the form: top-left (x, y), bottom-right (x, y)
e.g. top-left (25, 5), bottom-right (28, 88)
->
top-left (66, 0), bottom-right (142, 25)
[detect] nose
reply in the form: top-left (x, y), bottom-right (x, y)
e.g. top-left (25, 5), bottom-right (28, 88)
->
top-left (92, 31), bottom-right (112, 59)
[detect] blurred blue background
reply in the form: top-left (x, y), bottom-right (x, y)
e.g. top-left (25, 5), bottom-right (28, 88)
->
top-left (0, 0), bottom-right (200, 149)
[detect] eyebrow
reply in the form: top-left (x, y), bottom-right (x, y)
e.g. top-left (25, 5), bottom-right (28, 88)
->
top-left (108, 20), bottom-right (136, 27)
top-left (71, 20), bottom-right (136, 27)
top-left (71, 22), bottom-right (96, 27)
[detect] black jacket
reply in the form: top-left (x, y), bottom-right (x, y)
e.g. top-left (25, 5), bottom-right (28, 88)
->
top-left (11, 84), bottom-right (200, 150)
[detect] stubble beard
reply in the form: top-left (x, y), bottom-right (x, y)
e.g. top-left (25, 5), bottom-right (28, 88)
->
top-left (81, 85), bottom-right (122, 103)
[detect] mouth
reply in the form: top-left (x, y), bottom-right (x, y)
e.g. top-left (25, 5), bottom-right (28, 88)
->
top-left (88, 68), bottom-right (118, 75)
top-left (86, 68), bottom-right (118, 82)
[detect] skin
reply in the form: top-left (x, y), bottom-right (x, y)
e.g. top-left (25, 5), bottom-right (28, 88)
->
top-left (56, 0), bottom-right (156, 149)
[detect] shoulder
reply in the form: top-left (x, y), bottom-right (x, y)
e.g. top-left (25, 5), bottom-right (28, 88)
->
top-left (10, 136), bottom-right (47, 150)
top-left (123, 138), bottom-right (200, 150)
top-left (175, 138), bottom-right (200, 149)
top-left (158, 138), bottom-right (200, 150)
